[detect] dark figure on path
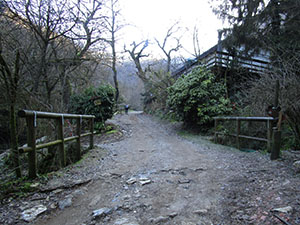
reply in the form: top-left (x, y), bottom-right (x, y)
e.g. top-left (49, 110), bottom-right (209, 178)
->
top-left (124, 104), bottom-right (129, 114)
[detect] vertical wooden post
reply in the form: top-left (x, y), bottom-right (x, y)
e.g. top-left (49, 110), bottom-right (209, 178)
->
top-left (271, 128), bottom-right (281, 160)
top-left (236, 119), bottom-right (241, 149)
top-left (57, 117), bottom-right (66, 167)
top-left (214, 119), bottom-right (218, 143)
top-left (26, 116), bottom-right (37, 179)
top-left (89, 117), bottom-right (94, 149)
top-left (76, 117), bottom-right (81, 161)
top-left (10, 105), bottom-right (22, 177)
top-left (267, 120), bottom-right (273, 152)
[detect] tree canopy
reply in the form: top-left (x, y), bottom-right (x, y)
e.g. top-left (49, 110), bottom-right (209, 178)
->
top-left (214, 0), bottom-right (300, 66)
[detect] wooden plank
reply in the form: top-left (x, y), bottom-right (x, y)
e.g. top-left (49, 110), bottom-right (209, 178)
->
top-left (238, 135), bottom-right (268, 142)
top-left (57, 117), bottom-right (66, 168)
top-left (271, 129), bottom-right (281, 160)
top-left (19, 132), bottom-right (96, 153)
top-left (89, 118), bottom-right (94, 149)
top-left (64, 135), bottom-right (79, 142)
top-left (37, 140), bottom-right (62, 149)
top-left (215, 51), bottom-right (270, 64)
top-left (236, 119), bottom-right (241, 149)
top-left (26, 116), bottom-right (37, 179)
top-left (19, 146), bottom-right (32, 153)
top-left (215, 132), bottom-right (268, 142)
top-left (267, 120), bottom-right (273, 152)
top-left (213, 116), bottom-right (275, 121)
top-left (76, 117), bottom-right (81, 161)
top-left (18, 110), bottom-right (95, 119)
top-left (214, 119), bottom-right (218, 143)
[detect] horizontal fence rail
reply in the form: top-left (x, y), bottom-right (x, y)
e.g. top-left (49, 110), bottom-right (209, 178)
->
top-left (203, 51), bottom-right (270, 74)
top-left (18, 110), bottom-right (95, 178)
top-left (214, 116), bottom-right (275, 151)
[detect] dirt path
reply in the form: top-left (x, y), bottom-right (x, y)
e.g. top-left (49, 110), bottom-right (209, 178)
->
top-left (25, 112), bottom-right (300, 224)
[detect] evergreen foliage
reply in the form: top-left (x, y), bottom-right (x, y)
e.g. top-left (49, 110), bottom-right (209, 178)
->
top-left (167, 66), bottom-right (231, 126)
top-left (69, 85), bottom-right (115, 124)
top-left (214, 0), bottom-right (300, 65)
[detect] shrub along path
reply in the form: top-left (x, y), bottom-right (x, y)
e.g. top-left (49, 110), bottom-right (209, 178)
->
top-left (1, 112), bottom-right (299, 224)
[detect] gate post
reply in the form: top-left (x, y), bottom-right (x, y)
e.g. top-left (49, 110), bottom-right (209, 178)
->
top-left (236, 119), bottom-right (241, 149)
top-left (214, 118), bottom-right (218, 143)
top-left (89, 117), bottom-right (94, 149)
top-left (267, 120), bottom-right (273, 152)
top-left (270, 128), bottom-right (281, 160)
top-left (76, 117), bottom-right (81, 160)
top-left (57, 116), bottom-right (66, 167)
top-left (26, 116), bottom-right (37, 178)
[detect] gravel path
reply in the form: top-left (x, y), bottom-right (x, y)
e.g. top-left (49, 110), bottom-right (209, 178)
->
top-left (2, 112), bottom-right (299, 224)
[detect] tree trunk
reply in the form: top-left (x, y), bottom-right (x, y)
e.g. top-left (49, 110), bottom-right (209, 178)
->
top-left (113, 67), bottom-right (119, 103)
top-left (112, 43), bottom-right (119, 103)
top-left (111, 1), bottom-right (119, 103)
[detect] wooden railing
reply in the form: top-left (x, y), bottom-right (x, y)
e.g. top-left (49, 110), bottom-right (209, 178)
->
top-left (203, 51), bottom-right (270, 74)
top-left (214, 116), bottom-right (275, 151)
top-left (18, 110), bottom-right (95, 178)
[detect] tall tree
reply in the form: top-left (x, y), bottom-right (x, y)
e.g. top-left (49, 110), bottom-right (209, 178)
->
top-left (0, 46), bottom-right (21, 177)
top-left (54, 0), bottom-right (105, 110)
top-left (102, 0), bottom-right (124, 103)
top-left (0, 19), bottom-right (35, 177)
top-left (213, 0), bottom-right (300, 66)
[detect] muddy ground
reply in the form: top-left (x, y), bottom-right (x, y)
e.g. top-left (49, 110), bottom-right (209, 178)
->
top-left (1, 112), bottom-right (300, 224)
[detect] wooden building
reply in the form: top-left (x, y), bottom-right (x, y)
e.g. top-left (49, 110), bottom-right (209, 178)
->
top-left (172, 32), bottom-right (270, 97)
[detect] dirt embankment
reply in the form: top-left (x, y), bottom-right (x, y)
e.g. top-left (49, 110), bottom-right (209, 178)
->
top-left (1, 112), bottom-right (299, 225)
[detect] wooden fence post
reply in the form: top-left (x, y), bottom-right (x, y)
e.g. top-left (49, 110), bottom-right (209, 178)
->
top-left (89, 117), bottom-right (94, 149)
top-left (76, 117), bottom-right (81, 161)
top-left (236, 119), bottom-right (241, 149)
top-left (26, 116), bottom-right (37, 179)
top-left (267, 120), bottom-right (273, 152)
top-left (57, 116), bottom-right (66, 167)
top-left (214, 118), bottom-right (218, 143)
top-left (271, 128), bottom-right (281, 160)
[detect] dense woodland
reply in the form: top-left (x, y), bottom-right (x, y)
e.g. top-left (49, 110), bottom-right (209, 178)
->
top-left (0, 0), bottom-right (300, 179)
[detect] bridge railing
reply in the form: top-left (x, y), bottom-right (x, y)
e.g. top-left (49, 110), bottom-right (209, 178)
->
top-left (213, 116), bottom-right (275, 151)
top-left (18, 110), bottom-right (95, 178)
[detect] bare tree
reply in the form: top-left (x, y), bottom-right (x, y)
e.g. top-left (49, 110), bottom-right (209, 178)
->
top-left (0, 45), bottom-right (21, 177)
top-left (192, 25), bottom-right (201, 58)
top-left (0, 18), bottom-right (36, 177)
top-left (5, 0), bottom-right (75, 104)
top-left (53, 0), bottom-right (106, 110)
top-left (124, 40), bottom-right (149, 83)
top-left (4, 0), bottom-right (106, 110)
top-left (101, 0), bottom-right (124, 103)
top-left (155, 22), bottom-right (182, 73)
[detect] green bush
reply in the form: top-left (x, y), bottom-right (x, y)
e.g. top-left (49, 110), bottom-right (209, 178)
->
top-left (69, 85), bottom-right (115, 124)
top-left (167, 66), bottom-right (231, 126)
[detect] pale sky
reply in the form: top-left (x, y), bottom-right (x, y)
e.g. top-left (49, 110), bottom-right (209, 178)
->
top-left (119, 0), bottom-right (223, 59)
